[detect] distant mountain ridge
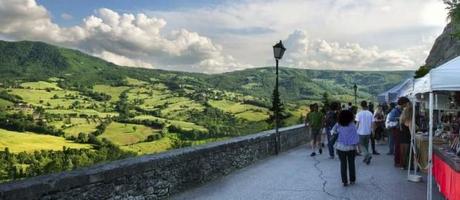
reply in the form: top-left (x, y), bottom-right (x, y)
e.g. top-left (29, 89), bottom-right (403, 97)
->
top-left (0, 40), bottom-right (413, 102)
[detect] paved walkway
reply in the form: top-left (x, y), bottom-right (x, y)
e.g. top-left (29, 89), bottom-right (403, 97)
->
top-left (173, 145), bottom-right (444, 200)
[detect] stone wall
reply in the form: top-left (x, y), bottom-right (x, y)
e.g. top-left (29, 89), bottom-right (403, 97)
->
top-left (0, 124), bottom-right (308, 200)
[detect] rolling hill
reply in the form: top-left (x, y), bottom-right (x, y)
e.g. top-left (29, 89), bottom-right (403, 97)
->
top-left (0, 40), bottom-right (412, 102)
top-left (0, 40), bottom-right (413, 182)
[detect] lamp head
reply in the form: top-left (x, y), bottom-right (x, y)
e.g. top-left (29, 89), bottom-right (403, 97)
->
top-left (273, 40), bottom-right (286, 60)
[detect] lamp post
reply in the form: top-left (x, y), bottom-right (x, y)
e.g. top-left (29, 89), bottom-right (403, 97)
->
top-left (353, 84), bottom-right (358, 105)
top-left (273, 40), bottom-right (286, 154)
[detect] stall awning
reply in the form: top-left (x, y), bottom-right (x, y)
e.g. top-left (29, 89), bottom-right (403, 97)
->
top-left (414, 56), bottom-right (460, 94)
top-left (379, 78), bottom-right (413, 103)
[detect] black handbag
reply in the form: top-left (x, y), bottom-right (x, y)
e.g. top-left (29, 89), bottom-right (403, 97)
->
top-left (329, 133), bottom-right (338, 146)
top-left (329, 125), bottom-right (339, 146)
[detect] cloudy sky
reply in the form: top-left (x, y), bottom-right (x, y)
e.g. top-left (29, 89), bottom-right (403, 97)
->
top-left (0, 0), bottom-right (448, 73)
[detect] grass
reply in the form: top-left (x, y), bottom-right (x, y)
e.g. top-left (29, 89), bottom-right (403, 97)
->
top-left (50, 118), bottom-right (100, 137)
top-left (235, 111), bottom-right (269, 121)
top-left (20, 81), bottom-right (62, 90)
top-left (98, 122), bottom-right (159, 146)
top-left (284, 106), bottom-right (309, 126)
top-left (120, 137), bottom-right (172, 155)
top-left (134, 115), bottom-right (208, 132)
top-left (0, 128), bottom-right (91, 153)
top-left (9, 89), bottom-right (76, 105)
top-left (92, 85), bottom-right (130, 102)
top-left (208, 100), bottom-right (270, 121)
top-left (0, 99), bottom-right (13, 108)
top-left (9, 87), bottom-right (108, 111)
top-left (45, 109), bottom-right (118, 117)
top-left (160, 98), bottom-right (205, 120)
top-left (125, 77), bottom-right (148, 86)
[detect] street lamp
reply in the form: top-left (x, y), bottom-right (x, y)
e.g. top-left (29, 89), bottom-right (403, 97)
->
top-left (353, 84), bottom-right (358, 105)
top-left (273, 40), bottom-right (286, 154)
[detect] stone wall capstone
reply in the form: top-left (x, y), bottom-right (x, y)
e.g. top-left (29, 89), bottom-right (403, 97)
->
top-left (0, 124), bottom-right (308, 200)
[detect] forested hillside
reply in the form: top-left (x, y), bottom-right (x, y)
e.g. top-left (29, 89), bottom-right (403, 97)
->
top-left (0, 40), bottom-right (412, 182)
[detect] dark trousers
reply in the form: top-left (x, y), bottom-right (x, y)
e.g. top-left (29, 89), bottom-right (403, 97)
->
top-left (388, 129), bottom-right (394, 154)
top-left (392, 128), bottom-right (401, 166)
top-left (370, 134), bottom-right (377, 153)
top-left (326, 127), bottom-right (335, 157)
top-left (337, 150), bottom-right (356, 184)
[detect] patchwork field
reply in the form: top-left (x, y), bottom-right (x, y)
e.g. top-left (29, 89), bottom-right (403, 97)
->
top-left (134, 115), bottom-right (208, 132)
top-left (92, 85), bottom-right (130, 102)
top-left (0, 128), bottom-right (91, 153)
top-left (0, 99), bottom-right (13, 108)
top-left (97, 122), bottom-right (160, 146)
top-left (20, 81), bottom-right (62, 90)
top-left (208, 100), bottom-right (270, 121)
top-left (49, 118), bottom-right (100, 137)
top-left (120, 136), bottom-right (172, 155)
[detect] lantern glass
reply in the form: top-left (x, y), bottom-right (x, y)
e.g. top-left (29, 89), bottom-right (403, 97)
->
top-left (273, 40), bottom-right (286, 60)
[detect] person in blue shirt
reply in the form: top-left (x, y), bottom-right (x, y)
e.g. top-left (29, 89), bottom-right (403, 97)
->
top-left (332, 110), bottom-right (359, 186)
top-left (386, 103), bottom-right (398, 155)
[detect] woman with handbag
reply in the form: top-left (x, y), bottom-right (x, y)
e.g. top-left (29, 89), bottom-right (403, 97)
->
top-left (373, 105), bottom-right (385, 146)
top-left (331, 110), bottom-right (360, 186)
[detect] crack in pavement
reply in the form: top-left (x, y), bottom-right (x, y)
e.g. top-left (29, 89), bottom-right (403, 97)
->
top-left (312, 157), bottom-right (351, 200)
top-left (368, 175), bottom-right (392, 199)
top-left (265, 188), bottom-right (323, 193)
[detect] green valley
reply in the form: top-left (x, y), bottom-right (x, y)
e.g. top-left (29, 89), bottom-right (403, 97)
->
top-left (0, 40), bottom-right (413, 182)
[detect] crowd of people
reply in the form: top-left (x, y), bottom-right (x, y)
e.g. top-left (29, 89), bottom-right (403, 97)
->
top-left (305, 97), bottom-right (413, 186)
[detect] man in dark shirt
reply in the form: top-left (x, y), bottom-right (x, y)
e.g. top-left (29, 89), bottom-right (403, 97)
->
top-left (306, 104), bottom-right (324, 157)
top-left (324, 101), bottom-right (340, 159)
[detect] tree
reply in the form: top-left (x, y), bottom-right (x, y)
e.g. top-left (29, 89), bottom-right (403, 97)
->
top-left (321, 92), bottom-right (330, 114)
top-left (414, 65), bottom-right (431, 78)
top-left (267, 83), bottom-right (293, 128)
top-left (445, 0), bottom-right (460, 38)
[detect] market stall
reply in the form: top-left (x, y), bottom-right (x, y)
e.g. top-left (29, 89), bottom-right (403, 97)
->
top-left (409, 56), bottom-right (460, 200)
top-left (377, 78), bottom-right (413, 104)
top-left (433, 145), bottom-right (460, 200)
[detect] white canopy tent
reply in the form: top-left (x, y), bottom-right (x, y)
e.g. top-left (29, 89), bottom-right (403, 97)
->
top-left (408, 55), bottom-right (460, 200)
top-left (377, 78), bottom-right (413, 103)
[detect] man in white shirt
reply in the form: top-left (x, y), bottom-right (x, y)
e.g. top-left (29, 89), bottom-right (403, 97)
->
top-left (356, 101), bottom-right (374, 165)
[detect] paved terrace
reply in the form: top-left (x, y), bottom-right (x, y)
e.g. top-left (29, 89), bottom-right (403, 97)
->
top-left (173, 145), bottom-right (443, 200)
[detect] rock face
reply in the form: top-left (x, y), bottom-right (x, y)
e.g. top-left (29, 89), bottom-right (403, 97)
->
top-left (425, 22), bottom-right (460, 68)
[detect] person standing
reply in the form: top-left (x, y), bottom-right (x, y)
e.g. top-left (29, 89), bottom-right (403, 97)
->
top-left (356, 101), bottom-right (374, 165)
top-left (398, 97), bottom-right (412, 169)
top-left (306, 103), bottom-right (324, 157)
top-left (332, 110), bottom-right (359, 186)
top-left (373, 105), bottom-right (385, 145)
top-left (386, 102), bottom-right (403, 167)
top-left (347, 102), bottom-right (353, 111)
top-left (368, 103), bottom-right (380, 155)
top-left (385, 103), bottom-right (397, 155)
top-left (324, 101), bottom-right (341, 159)
top-left (371, 105), bottom-right (384, 154)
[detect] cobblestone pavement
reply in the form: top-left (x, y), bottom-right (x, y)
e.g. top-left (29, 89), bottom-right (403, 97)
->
top-left (173, 145), bottom-right (444, 200)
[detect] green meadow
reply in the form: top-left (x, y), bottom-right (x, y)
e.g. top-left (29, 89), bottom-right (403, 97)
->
top-left (0, 128), bottom-right (91, 153)
top-left (97, 122), bottom-right (160, 146)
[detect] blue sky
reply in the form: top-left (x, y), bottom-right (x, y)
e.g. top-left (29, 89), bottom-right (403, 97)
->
top-left (0, 0), bottom-right (449, 73)
top-left (37, 0), bottom-right (224, 26)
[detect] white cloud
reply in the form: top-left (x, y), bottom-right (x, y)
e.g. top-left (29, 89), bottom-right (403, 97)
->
top-left (282, 30), bottom-right (432, 70)
top-left (96, 50), bottom-right (152, 68)
top-left (150, 0), bottom-right (447, 69)
top-left (0, 0), bottom-right (449, 72)
top-left (61, 13), bottom-right (73, 20)
top-left (0, 0), bottom-right (241, 73)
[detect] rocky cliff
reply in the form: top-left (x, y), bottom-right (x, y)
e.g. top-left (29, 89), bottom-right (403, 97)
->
top-left (425, 23), bottom-right (460, 68)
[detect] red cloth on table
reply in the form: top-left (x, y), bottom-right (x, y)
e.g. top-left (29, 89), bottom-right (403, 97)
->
top-left (433, 154), bottom-right (460, 200)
